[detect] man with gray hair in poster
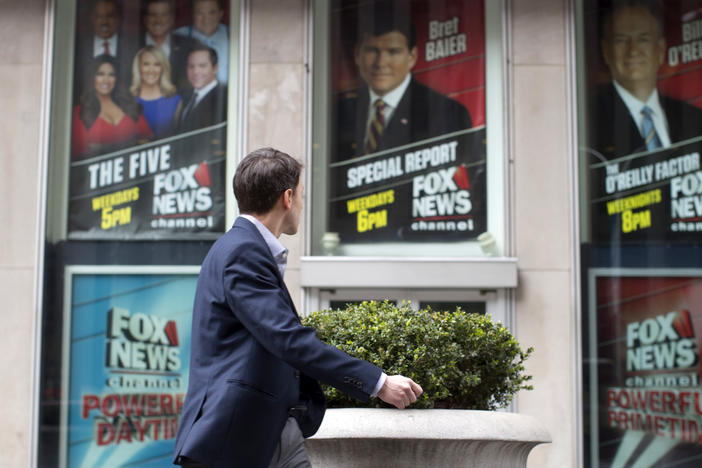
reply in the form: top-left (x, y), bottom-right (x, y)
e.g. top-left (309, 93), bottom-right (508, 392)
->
top-left (588, 0), bottom-right (702, 160)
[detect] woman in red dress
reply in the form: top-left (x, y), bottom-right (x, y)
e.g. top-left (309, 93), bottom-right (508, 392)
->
top-left (72, 55), bottom-right (153, 159)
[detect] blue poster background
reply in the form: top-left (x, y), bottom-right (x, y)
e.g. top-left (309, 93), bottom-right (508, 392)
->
top-left (65, 271), bottom-right (197, 468)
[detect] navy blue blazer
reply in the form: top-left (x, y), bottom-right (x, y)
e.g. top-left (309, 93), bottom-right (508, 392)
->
top-left (173, 217), bottom-right (382, 468)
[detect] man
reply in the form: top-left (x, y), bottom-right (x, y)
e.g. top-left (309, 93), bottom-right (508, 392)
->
top-left (75, 0), bottom-right (137, 96)
top-left (141, 0), bottom-right (200, 90)
top-left (176, 45), bottom-right (227, 132)
top-left (588, 0), bottom-right (702, 160)
top-left (175, 0), bottom-right (229, 84)
top-left (334, 3), bottom-right (472, 161)
top-left (173, 148), bottom-right (423, 468)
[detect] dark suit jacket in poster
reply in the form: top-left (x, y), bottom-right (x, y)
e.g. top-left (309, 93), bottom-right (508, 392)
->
top-left (587, 83), bottom-right (702, 161)
top-left (176, 83), bottom-right (227, 133)
top-left (173, 217), bottom-right (382, 468)
top-left (333, 77), bottom-right (473, 161)
top-left (140, 34), bottom-right (201, 91)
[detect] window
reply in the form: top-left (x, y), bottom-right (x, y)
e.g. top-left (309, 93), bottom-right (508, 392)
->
top-left (38, 1), bottom-right (241, 466)
top-left (309, 0), bottom-right (507, 258)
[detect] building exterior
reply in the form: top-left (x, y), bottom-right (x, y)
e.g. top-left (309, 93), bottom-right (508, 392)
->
top-left (4, 0), bottom-right (701, 467)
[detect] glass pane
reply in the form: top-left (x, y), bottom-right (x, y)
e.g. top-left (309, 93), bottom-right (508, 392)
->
top-left (578, 1), bottom-right (702, 466)
top-left (312, 0), bottom-right (489, 256)
top-left (67, 0), bottom-right (232, 240)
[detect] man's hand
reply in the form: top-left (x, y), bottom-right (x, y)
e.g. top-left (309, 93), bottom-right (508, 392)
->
top-left (377, 375), bottom-right (423, 409)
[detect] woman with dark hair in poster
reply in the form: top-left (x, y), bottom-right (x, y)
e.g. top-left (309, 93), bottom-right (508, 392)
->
top-left (71, 54), bottom-right (153, 159)
top-left (130, 45), bottom-right (182, 138)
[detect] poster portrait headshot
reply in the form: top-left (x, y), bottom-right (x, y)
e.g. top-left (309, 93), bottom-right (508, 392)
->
top-left (140, 0), bottom-right (202, 91)
top-left (586, 0), bottom-right (702, 161)
top-left (174, 0), bottom-right (230, 85)
top-left (74, 0), bottom-right (139, 101)
top-left (332, 0), bottom-right (473, 162)
top-left (176, 44), bottom-right (228, 132)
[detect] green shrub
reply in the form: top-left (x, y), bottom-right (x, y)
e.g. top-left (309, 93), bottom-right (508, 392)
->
top-left (302, 300), bottom-right (533, 410)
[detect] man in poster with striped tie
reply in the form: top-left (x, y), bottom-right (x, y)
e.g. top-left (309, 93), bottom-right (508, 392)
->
top-left (588, 0), bottom-right (702, 161)
top-left (333, 1), bottom-right (472, 161)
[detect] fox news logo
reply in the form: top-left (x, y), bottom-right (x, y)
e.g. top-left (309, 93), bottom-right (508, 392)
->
top-left (106, 307), bottom-right (181, 372)
top-left (626, 310), bottom-right (698, 371)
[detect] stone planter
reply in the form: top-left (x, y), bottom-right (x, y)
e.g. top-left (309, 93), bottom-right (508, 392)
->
top-left (305, 408), bottom-right (551, 468)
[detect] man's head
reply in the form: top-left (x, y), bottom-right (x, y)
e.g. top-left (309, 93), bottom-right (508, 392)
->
top-left (143, 0), bottom-right (175, 43)
top-left (354, 2), bottom-right (417, 96)
top-left (186, 45), bottom-right (218, 89)
top-left (601, 0), bottom-right (665, 100)
top-left (233, 148), bottom-right (304, 235)
top-left (193, 0), bottom-right (224, 37)
top-left (92, 0), bottom-right (121, 39)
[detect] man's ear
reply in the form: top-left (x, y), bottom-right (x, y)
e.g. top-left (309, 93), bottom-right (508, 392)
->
top-left (281, 188), bottom-right (294, 210)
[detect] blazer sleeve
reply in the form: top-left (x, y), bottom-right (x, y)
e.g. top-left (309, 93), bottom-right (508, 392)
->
top-left (223, 240), bottom-right (382, 401)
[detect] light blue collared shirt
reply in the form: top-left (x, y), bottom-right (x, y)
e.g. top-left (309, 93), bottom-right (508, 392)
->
top-left (239, 214), bottom-right (287, 277)
top-left (612, 80), bottom-right (671, 148)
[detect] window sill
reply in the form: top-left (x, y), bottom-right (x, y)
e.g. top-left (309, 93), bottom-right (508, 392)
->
top-left (300, 256), bottom-right (518, 289)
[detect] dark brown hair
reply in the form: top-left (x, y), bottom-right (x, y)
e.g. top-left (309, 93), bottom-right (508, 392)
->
top-left (79, 54), bottom-right (142, 128)
top-left (233, 148), bottom-right (303, 215)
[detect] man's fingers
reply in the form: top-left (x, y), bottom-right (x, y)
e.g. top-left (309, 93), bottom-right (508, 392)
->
top-left (409, 380), bottom-right (423, 398)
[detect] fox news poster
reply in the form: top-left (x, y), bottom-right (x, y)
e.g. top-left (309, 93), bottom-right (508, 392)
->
top-left (328, 0), bottom-right (486, 242)
top-left (68, 128), bottom-right (227, 240)
top-left (583, 0), bottom-right (702, 244)
top-left (60, 266), bottom-right (197, 468)
top-left (588, 269), bottom-right (702, 467)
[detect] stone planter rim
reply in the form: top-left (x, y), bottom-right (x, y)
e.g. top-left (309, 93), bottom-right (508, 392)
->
top-left (310, 408), bottom-right (552, 444)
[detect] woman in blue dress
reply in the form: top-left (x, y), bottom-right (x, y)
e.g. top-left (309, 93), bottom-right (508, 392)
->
top-left (130, 45), bottom-right (181, 138)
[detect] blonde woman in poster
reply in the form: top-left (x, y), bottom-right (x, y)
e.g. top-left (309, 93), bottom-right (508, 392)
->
top-left (71, 54), bottom-right (153, 159)
top-left (130, 45), bottom-right (182, 138)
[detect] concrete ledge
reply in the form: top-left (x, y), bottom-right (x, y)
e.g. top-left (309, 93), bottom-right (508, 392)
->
top-left (306, 408), bottom-right (551, 468)
top-left (300, 256), bottom-right (518, 289)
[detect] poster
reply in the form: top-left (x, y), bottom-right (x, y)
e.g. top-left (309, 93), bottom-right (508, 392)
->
top-left (60, 266), bottom-right (197, 468)
top-left (582, 0), bottom-right (702, 243)
top-left (327, 0), bottom-right (486, 243)
top-left (68, 0), bottom-right (231, 239)
top-left (587, 269), bottom-right (702, 467)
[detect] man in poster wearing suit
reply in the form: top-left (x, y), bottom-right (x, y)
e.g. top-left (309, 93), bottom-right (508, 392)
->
top-left (334, 2), bottom-right (472, 161)
top-left (588, 0), bottom-right (702, 161)
top-left (140, 0), bottom-right (200, 91)
top-left (176, 44), bottom-right (227, 133)
top-left (74, 0), bottom-right (138, 98)
top-left (173, 148), bottom-right (422, 468)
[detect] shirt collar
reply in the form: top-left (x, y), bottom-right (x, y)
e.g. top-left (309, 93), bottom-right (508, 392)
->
top-left (145, 33), bottom-right (171, 57)
top-left (368, 73), bottom-right (412, 109)
top-left (194, 79), bottom-right (218, 99)
top-left (612, 80), bottom-right (663, 120)
top-left (239, 214), bottom-right (288, 277)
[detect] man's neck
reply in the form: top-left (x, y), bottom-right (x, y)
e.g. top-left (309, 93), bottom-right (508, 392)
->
top-left (194, 79), bottom-right (218, 95)
top-left (147, 32), bottom-right (169, 46)
top-left (245, 211), bottom-right (283, 238)
top-left (616, 80), bottom-right (656, 103)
